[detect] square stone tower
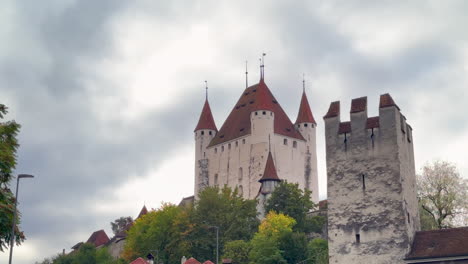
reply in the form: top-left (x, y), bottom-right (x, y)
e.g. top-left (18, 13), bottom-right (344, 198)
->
top-left (323, 94), bottom-right (420, 264)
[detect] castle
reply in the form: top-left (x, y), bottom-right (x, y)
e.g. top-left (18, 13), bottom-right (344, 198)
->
top-left (194, 77), bottom-right (319, 203)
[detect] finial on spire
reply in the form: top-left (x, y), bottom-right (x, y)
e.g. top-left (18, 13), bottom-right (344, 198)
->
top-left (302, 73), bottom-right (305, 93)
top-left (205, 80), bottom-right (208, 100)
top-left (260, 53), bottom-right (266, 80)
top-left (245, 61), bottom-right (248, 88)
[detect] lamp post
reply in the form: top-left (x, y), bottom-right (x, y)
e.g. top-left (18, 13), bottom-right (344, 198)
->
top-left (207, 226), bottom-right (219, 264)
top-left (8, 174), bottom-right (34, 264)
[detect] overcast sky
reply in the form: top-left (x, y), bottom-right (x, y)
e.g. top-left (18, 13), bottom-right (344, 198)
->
top-left (1, 1), bottom-right (468, 263)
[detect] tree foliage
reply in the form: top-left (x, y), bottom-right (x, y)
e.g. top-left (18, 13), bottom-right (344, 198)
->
top-left (265, 181), bottom-right (324, 233)
top-left (222, 240), bottom-right (251, 264)
top-left (0, 103), bottom-right (23, 251)
top-left (39, 243), bottom-right (125, 264)
top-left (110, 216), bottom-right (133, 236)
top-left (417, 160), bottom-right (468, 229)
top-left (307, 238), bottom-right (329, 264)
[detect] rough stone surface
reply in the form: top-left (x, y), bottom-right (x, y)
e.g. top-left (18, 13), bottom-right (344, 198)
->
top-left (324, 96), bottom-right (420, 264)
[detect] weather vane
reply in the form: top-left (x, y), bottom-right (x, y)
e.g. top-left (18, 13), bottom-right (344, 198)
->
top-left (205, 80), bottom-right (208, 100)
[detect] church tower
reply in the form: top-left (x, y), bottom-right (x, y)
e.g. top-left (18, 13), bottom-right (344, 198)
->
top-left (294, 85), bottom-right (319, 202)
top-left (324, 94), bottom-right (419, 264)
top-left (194, 92), bottom-right (217, 198)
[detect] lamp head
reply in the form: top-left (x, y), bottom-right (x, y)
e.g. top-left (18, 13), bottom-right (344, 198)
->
top-left (18, 174), bottom-right (34, 179)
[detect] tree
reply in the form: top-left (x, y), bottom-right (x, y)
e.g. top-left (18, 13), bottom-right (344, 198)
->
top-left (188, 186), bottom-right (259, 261)
top-left (0, 104), bottom-right (23, 251)
top-left (265, 181), bottom-right (324, 233)
top-left (417, 160), bottom-right (468, 229)
top-left (110, 216), bottom-right (133, 236)
top-left (278, 232), bottom-right (308, 264)
top-left (222, 240), bottom-right (251, 264)
top-left (307, 238), bottom-right (328, 264)
top-left (249, 212), bottom-right (295, 264)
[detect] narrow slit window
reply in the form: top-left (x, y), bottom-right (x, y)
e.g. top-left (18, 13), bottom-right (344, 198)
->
top-left (221, 146), bottom-right (224, 152)
top-left (255, 112), bottom-right (258, 116)
top-left (201, 131), bottom-right (205, 135)
top-left (407, 212), bottom-right (411, 224)
top-left (344, 133), bottom-right (348, 151)
top-left (356, 234), bottom-right (360, 244)
top-left (263, 111), bottom-right (266, 115)
top-left (293, 141), bottom-right (297, 148)
top-left (235, 141), bottom-right (238, 147)
top-left (228, 143), bottom-right (231, 150)
top-left (362, 174), bottom-right (366, 190)
top-left (284, 138), bottom-right (288, 145)
top-left (214, 148), bottom-right (217, 154)
top-left (242, 139), bottom-right (246, 144)
top-left (209, 131), bottom-right (212, 135)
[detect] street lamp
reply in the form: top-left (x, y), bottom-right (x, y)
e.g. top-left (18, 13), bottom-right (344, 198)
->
top-left (207, 225), bottom-right (219, 264)
top-left (8, 174), bottom-right (34, 264)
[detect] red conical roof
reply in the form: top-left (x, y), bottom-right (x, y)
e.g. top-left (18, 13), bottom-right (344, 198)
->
top-left (137, 205), bottom-right (148, 219)
top-left (259, 152), bottom-right (281, 182)
top-left (295, 91), bottom-right (316, 124)
top-left (208, 80), bottom-right (304, 147)
top-left (194, 99), bottom-right (218, 132)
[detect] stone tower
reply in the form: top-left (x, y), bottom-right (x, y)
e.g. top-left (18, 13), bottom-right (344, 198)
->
top-left (323, 94), bottom-right (420, 264)
top-left (194, 96), bottom-right (217, 198)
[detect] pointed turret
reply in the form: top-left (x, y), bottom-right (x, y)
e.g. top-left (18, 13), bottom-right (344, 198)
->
top-left (295, 90), bottom-right (316, 125)
top-left (137, 205), bottom-right (148, 219)
top-left (194, 99), bottom-right (217, 132)
top-left (259, 151), bottom-right (281, 182)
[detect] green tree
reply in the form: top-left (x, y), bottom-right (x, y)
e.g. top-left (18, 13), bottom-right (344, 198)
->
top-left (222, 240), bottom-right (251, 264)
top-left (265, 181), bottom-right (324, 233)
top-left (418, 160), bottom-right (468, 229)
top-left (188, 186), bottom-right (259, 261)
top-left (278, 232), bottom-right (308, 264)
top-left (123, 203), bottom-right (189, 264)
top-left (307, 238), bottom-right (328, 264)
top-left (110, 216), bottom-right (133, 236)
top-left (249, 212), bottom-right (295, 264)
top-left (0, 104), bottom-right (23, 251)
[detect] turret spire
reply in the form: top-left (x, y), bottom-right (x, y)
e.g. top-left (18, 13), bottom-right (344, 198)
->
top-left (259, 151), bottom-right (281, 182)
top-left (194, 82), bottom-right (218, 132)
top-left (295, 80), bottom-right (317, 125)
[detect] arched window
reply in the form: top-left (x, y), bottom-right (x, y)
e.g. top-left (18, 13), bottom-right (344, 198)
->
top-left (238, 185), bottom-right (243, 196)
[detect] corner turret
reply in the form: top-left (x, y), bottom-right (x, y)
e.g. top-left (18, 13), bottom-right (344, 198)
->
top-left (256, 151), bottom-right (281, 218)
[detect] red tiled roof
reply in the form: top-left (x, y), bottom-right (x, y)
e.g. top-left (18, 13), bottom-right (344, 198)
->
top-left (366, 116), bottom-right (380, 129)
top-left (350, 96), bottom-right (367, 113)
top-left (379, 93), bottom-right (400, 110)
top-left (324, 101), bottom-right (340, 119)
top-left (295, 91), bottom-right (316, 124)
top-left (86, 230), bottom-right (110, 247)
top-left (203, 261), bottom-right (215, 264)
top-left (208, 80), bottom-right (304, 147)
top-left (137, 205), bottom-right (148, 219)
top-left (194, 99), bottom-right (218, 132)
top-left (130, 257), bottom-right (147, 264)
top-left (184, 257), bottom-right (202, 264)
top-left (259, 152), bottom-right (281, 182)
top-left (406, 227), bottom-right (468, 260)
top-left (338, 122), bottom-right (351, 134)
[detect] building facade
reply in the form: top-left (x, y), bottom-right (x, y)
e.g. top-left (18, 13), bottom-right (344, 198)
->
top-left (194, 78), bottom-right (319, 202)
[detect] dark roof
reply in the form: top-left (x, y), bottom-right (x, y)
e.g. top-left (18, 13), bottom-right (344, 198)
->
top-left (130, 257), bottom-right (147, 264)
top-left (350, 96), bottom-right (367, 113)
top-left (194, 99), bottom-right (218, 132)
top-left (137, 205), bottom-right (148, 219)
top-left (71, 242), bottom-right (83, 250)
top-left (86, 230), bottom-right (110, 247)
top-left (406, 227), bottom-right (468, 260)
top-left (324, 101), bottom-right (340, 119)
top-left (366, 116), bottom-right (380, 129)
top-left (338, 122), bottom-right (351, 134)
top-left (259, 152), bottom-right (281, 182)
top-left (184, 257), bottom-right (202, 264)
top-left (178, 195), bottom-right (195, 207)
top-left (208, 80), bottom-right (304, 147)
top-left (295, 91), bottom-right (316, 124)
top-left (379, 93), bottom-right (400, 110)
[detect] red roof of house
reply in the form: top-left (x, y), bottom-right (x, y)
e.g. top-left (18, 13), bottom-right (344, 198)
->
top-left (86, 230), bottom-right (110, 247)
top-left (295, 91), bottom-right (316, 124)
top-left (130, 257), bottom-right (147, 264)
top-left (324, 101), bottom-right (340, 119)
top-left (379, 93), bottom-right (400, 110)
top-left (137, 205), bottom-right (148, 219)
top-left (184, 257), bottom-right (202, 264)
top-left (195, 99), bottom-right (218, 132)
top-left (208, 80), bottom-right (304, 147)
top-left (203, 261), bottom-right (215, 264)
top-left (350, 96), bottom-right (367, 113)
top-left (259, 152), bottom-right (281, 182)
top-left (406, 227), bottom-right (468, 260)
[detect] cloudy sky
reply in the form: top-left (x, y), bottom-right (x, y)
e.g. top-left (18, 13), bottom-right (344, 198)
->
top-left (1, 0), bottom-right (468, 263)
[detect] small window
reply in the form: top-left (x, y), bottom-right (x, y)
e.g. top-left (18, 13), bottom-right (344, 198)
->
top-left (407, 212), bottom-right (411, 224)
top-left (263, 111), bottom-right (266, 115)
top-left (214, 148), bottom-right (217, 154)
top-left (362, 174), bottom-right (366, 190)
top-left (201, 131), bottom-right (205, 135)
top-left (304, 123), bottom-right (308, 127)
top-left (228, 143), bottom-right (231, 150)
top-left (283, 138), bottom-right (288, 145)
top-left (356, 234), bottom-right (360, 244)
top-left (203, 152), bottom-right (206, 157)
top-left (270, 112), bottom-right (272, 116)
top-left (293, 141), bottom-right (297, 148)
top-left (235, 141), bottom-right (238, 147)
top-left (312, 124), bottom-right (315, 128)
top-left (214, 174), bottom-right (218, 185)
top-left (221, 146), bottom-right (224, 152)
top-left (242, 139), bottom-right (246, 144)
top-left (209, 131), bottom-right (212, 135)
top-left (255, 112), bottom-right (258, 116)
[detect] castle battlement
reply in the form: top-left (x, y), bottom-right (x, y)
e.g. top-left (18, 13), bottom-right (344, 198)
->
top-left (323, 94), bottom-right (413, 154)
